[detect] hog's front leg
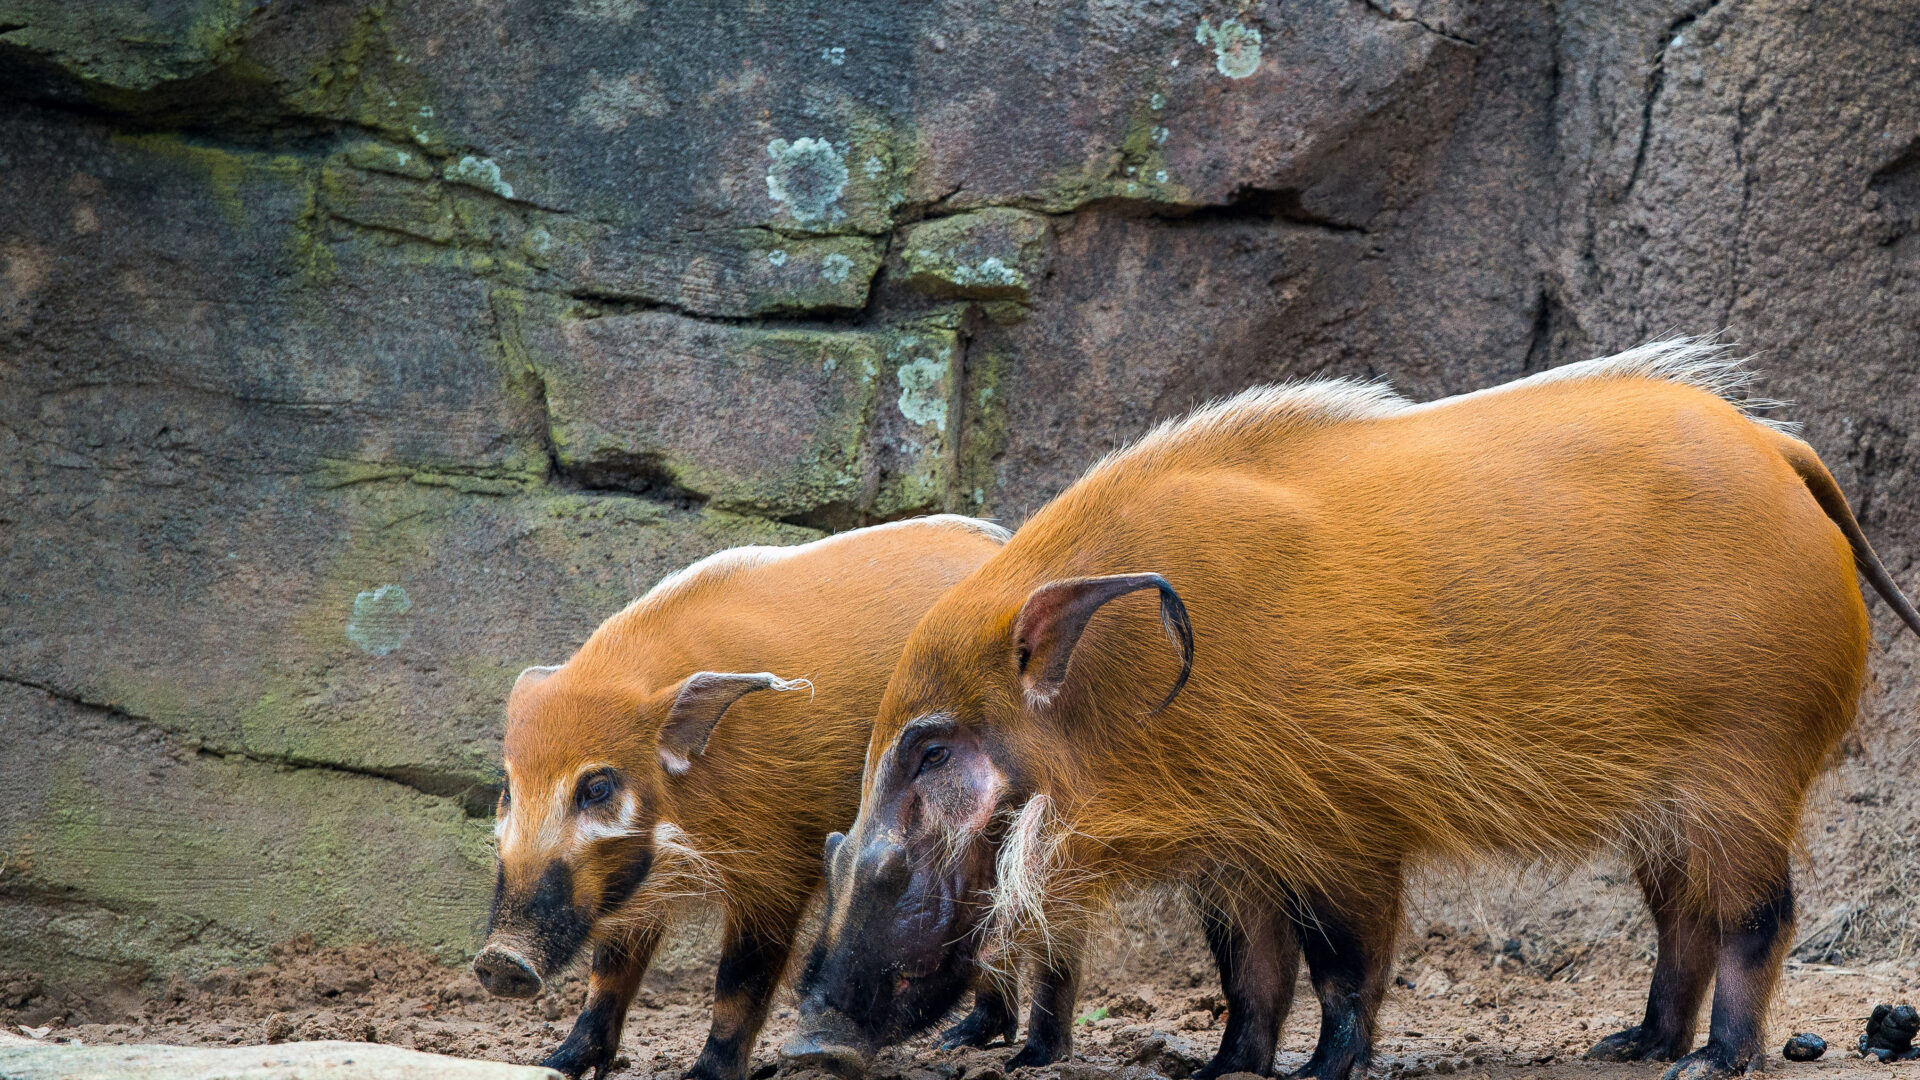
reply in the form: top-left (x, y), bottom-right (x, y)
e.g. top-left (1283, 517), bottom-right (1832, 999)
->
top-left (544, 926), bottom-right (664, 1080)
top-left (1007, 949), bottom-right (1082, 1069)
top-left (685, 905), bottom-right (805, 1080)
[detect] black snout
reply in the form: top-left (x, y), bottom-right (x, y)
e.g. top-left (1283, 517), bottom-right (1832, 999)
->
top-left (481, 861), bottom-right (592, 994)
top-left (862, 838), bottom-right (911, 892)
top-left (780, 1005), bottom-right (874, 1078)
top-left (791, 831), bottom-right (984, 1060)
top-left (472, 943), bottom-right (542, 999)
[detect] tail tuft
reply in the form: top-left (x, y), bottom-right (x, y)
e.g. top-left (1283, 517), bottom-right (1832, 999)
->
top-left (1775, 434), bottom-right (1920, 638)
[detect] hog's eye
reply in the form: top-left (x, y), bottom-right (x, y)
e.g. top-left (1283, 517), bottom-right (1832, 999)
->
top-left (916, 746), bottom-right (949, 775)
top-left (577, 775), bottom-right (615, 809)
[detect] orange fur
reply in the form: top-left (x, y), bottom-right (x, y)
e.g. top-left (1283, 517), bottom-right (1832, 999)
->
top-left (874, 346), bottom-right (1895, 962)
top-left (495, 515), bottom-right (1007, 946)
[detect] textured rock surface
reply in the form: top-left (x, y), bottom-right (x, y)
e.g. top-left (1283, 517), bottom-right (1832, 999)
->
top-left (899, 209), bottom-right (1052, 302)
top-left (0, 1039), bottom-right (559, 1079)
top-left (2, 0), bottom-right (1917, 992)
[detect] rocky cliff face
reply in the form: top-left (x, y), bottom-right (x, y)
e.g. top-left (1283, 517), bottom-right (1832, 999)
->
top-left (2, 0), bottom-right (1916, 987)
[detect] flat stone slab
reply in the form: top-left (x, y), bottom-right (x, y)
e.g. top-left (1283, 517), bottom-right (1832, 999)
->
top-left (0, 1039), bottom-right (560, 1079)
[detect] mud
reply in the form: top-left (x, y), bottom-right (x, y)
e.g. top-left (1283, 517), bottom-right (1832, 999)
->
top-left (5, 923), bottom-right (1916, 1080)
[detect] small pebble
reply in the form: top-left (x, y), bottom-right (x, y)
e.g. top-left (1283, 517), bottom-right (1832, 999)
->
top-left (1783, 1032), bottom-right (1826, 1061)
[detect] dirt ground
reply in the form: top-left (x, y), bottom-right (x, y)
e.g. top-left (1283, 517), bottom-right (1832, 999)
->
top-left (5, 921), bottom-right (1917, 1080)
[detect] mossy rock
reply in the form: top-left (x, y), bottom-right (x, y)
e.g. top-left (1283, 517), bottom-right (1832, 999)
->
top-left (898, 208), bottom-right (1051, 302)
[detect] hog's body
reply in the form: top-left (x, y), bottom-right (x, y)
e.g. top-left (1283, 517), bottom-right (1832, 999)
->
top-left (791, 341), bottom-right (1920, 1080)
top-left (476, 516), bottom-right (1010, 1080)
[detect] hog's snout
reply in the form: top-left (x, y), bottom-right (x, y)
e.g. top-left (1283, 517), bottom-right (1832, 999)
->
top-left (780, 1006), bottom-right (874, 1079)
top-left (864, 839), bottom-right (910, 891)
top-left (472, 943), bottom-right (543, 999)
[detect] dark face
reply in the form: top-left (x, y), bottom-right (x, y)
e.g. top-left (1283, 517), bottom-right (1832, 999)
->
top-left (783, 572), bottom-right (1195, 1073)
top-left (471, 764), bottom-right (658, 998)
top-left (786, 717), bottom-right (1017, 1071)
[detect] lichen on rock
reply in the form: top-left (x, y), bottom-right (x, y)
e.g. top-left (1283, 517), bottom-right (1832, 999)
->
top-left (766, 137), bottom-right (849, 224)
top-left (1196, 17), bottom-right (1263, 78)
top-left (898, 207), bottom-right (1051, 302)
top-left (443, 156), bottom-right (514, 200)
top-left (345, 584), bottom-right (413, 656)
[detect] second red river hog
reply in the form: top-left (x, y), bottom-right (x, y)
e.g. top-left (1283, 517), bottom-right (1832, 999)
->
top-left (472, 515), bottom-right (1010, 1080)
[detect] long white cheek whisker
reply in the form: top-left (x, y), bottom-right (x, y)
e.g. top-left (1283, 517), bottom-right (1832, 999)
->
top-left (629, 821), bottom-right (728, 906)
top-left (978, 793), bottom-right (1095, 976)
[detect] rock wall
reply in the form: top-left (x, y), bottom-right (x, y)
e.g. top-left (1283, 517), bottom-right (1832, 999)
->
top-left (2, 0), bottom-right (1917, 988)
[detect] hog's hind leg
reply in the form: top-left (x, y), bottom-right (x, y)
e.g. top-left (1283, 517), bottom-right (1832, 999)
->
top-left (1287, 869), bottom-right (1401, 1080)
top-left (1662, 872), bottom-right (1795, 1080)
top-left (1585, 856), bottom-right (1716, 1063)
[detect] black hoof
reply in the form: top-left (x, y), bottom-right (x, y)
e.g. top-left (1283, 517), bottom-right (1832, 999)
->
top-left (684, 1060), bottom-right (746, 1080)
top-left (542, 1039), bottom-right (616, 1080)
top-left (1287, 1051), bottom-right (1366, 1080)
top-left (1196, 1060), bottom-right (1273, 1080)
top-left (1660, 1043), bottom-right (1751, 1080)
top-left (941, 1004), bottom-right (1018, 1050)
top-left (1007, 1041), bottom-right (1063, 1070)
top-left (1586, 1026), bottom-right (1683, 1063)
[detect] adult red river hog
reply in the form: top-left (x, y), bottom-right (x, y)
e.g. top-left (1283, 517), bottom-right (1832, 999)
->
top-left (472, 516), bottom-right (1011, 1080)
top-left (783, 340), bottom-right (1920, 1080)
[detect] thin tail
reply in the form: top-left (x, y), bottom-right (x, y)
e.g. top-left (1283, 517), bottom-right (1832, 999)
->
top-left (1773, 433), bottom-right (1920, 637)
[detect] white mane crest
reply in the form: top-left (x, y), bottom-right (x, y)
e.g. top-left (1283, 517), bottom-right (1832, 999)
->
top-left (637, 545), bottom-right (790, 607)
top-left (1116, 336), bottom-right (1791, 472)
top-left (633, 514), bottom-right (1010, 610)
top-left (1403, 335), bottom-right (1796, 431)
top-left (1125, 379), bottom-right (1411, 463)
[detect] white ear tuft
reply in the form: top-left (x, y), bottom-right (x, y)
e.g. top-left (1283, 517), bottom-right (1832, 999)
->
top-left (657, 671), bottom-right (812, 775)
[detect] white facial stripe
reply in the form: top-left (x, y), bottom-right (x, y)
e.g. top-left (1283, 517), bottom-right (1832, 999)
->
top-left (494, 764), bottom-right (516, 845)
top-left (496, 764), bottom-right (630, 857)
top-left (573, 790), bottom-right (639, 844)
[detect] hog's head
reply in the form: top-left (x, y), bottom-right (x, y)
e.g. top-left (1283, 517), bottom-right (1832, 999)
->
top-left (472, 664), bottom-right (806, 997)
top-left (784, 574), bottom-right (1190, 1071)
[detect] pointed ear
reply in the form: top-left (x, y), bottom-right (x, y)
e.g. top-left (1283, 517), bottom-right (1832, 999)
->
top-left (657, 672), bottom-right (812, 776)
top-left (1013, 573), bottom-right (1193, 713)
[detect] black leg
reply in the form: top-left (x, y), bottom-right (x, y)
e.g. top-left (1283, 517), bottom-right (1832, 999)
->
top-left (543, 928), bottom-right (662, 1080)
top-left (1007, 952), bottom-right (1080, 1069)
top-left (1287, 873), bottom-right (1400, 1080)
top-left (1587, 859), bottom-right (1716, 1063)
top-left (685, 909), bottom-right (802, 1080)
top-left (1662, 875), bottom-right (1794, 1080)
top-left (942, 976), bottom-right (1020, 1049)
top-left (1195, 892), bottom-right (1299, 1079)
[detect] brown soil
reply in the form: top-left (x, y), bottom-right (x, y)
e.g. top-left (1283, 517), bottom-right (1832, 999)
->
top-left (4, 924), bottom-right (1916, 1080)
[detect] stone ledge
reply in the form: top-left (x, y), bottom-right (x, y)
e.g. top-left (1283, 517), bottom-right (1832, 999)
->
top-left (0, 1039), bottom-right (559, 1079)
